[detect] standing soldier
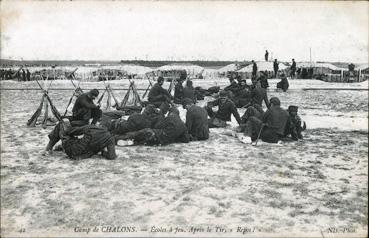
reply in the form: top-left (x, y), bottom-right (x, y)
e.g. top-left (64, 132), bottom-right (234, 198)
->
top-left (273, 59), bottom-right (279, 78)
top-left (290, 59), bottom-right (296, 78)
top-left (265, 50), bottom-right (269, 61)
top-left (252, 60), bottom-right (258, 78)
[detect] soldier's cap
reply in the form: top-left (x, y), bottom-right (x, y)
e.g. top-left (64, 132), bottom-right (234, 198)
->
top-left (157, 76), bottom-right (164, 82)
top-left (270, 97), bottom-right (281, 106)
top-left (280, 73), bottom-right (286, 77)
top-left (288, 105), bottom-right (298, 112)
top-left (90, 89), bottom-right (99, 97)
top-left (240, 79), bottom-right (247, 83)
top-left (182, 98), bottom-right (194, 107)
top-left (219, 90), bottom-right (228, 98)
top-left (169, 106), bottom-right (180, 115)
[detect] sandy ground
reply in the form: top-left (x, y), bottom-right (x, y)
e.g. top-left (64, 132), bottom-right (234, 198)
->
top-left (0, 78), bottom-right (368, 237)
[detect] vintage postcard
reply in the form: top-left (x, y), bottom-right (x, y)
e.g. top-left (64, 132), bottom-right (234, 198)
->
top-left (0, 1), bottom-right (368, 237)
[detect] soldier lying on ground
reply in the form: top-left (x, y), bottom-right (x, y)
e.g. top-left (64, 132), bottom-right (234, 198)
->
top-left (45, 119), bottom-right (116, 160)
top-left (115, 106), bottom-right (190, 146)
top-left (107, 103), bottom-right (170, 143)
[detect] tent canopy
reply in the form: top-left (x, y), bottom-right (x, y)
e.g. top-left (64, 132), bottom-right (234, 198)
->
top-left (218, 63), bottom-right (245, 73)
top-left (155, 64), bottom-right (204, 75)
top-left (296, 62), bottom-right (345, 71)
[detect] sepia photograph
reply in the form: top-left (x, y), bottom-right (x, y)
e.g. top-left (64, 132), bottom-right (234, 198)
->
top-left (0, 1), bottom-right (368, 237)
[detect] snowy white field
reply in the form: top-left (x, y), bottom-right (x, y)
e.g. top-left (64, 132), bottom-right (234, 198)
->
top-left (0, 78), bottom-right (368, 237)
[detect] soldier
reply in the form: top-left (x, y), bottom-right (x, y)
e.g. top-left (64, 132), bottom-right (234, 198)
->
top-left (148, 76), bottom-right (173, 107)
top-left (206, 90), bottom-right (242, 128)
top-left (173, 76), bottom-right (185, 104)
top-left (284, 105), bottom-right (306, 140)
top-left (251, 81), bottom-right (270, 109)
top-left (72, 89), bottom-right (102, 126)
top-left (276, 73), bottom-right (289, 92)
top-left (252, 60), bottom-right (258, 78)
top-left (273, 59), bottom-right (279, 78)
top-left (182, 98), bottom-right (209, 141)
top-left (265, 50), bottom-right (269, 61)
top-left (245, 97), bottom-right (289, 144)
top-left (290, 59), bottom-right (296, 78)
top-left (117, 106), bottom-right (190, 146)
top-left (45, 119), bottom-right (116, 160)
top-left (183, 79), bottom-right (197, 103)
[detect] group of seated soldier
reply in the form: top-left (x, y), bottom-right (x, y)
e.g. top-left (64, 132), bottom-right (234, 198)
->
top-left (45, 74), bottom-right (304, 160)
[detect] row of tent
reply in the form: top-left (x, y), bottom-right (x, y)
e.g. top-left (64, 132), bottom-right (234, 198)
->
top-left (1, 61), bottom-right (369, 82)
top-left (219, 61), bottom-right (369, 82)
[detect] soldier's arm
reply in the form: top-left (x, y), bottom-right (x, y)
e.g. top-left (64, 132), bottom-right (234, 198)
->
top-left (207, 98), bottom-right (219, 107)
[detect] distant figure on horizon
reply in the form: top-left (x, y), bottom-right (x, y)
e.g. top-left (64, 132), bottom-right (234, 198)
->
top-left (252, 60), bottom-right (258, 78)
top-left (273, 59), bottom-right (279, 78)
top-left (290, 59), bottom-right (296, 78)
top-left (265, 50), bottom-right (269, 61)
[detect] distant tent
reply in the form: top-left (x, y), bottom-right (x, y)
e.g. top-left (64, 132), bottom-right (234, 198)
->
top-left (116, 80), bottom-right (143, 114)
top-left (218, 63), bottom-right (248, 74)
top-left (155, 64), bottom-right (204, 79)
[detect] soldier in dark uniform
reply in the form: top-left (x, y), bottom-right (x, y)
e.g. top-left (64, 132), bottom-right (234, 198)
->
top-left (182, 98), bottom-right (209, 141)
top-left (173, 78), bottom-right (184, 104)
top-left (284, 105), bottom-right (306, 140)
top-left (265, 50), bottom-right (269, 61)
top-left (258, 71), bottom-right (269, 89)
top-left (290, 59), bottom-right (296, 78)
top-left (276, 73), bottom-right (289, 92)
top-left (148, 76), bottom-right (173, 107)
top-left (246, 97), bottom-right (289, 143)
top-left (251, 81), bottom-right (270, 109)
top-left (252, 60), bottom-right (258, 78)
top-left (117, 107), bottom-right (190, 146)
top-left (183, 80), bottom-right (197, 103)
top-left (72, 89), bottom-right (102, 126)
top-left (206, 90), bottom-right (242, 128)
top-left (45, 119), bottom-right (116, 160)
top-left (273, 59), bottom-right (279, 78)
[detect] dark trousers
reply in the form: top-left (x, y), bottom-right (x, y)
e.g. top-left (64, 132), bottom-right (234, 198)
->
top-left (247, 116), bottom-right (281, 143)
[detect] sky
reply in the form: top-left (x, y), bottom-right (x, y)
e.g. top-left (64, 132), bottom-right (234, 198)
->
top-left (1, 1), bottom-right (368, 63)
